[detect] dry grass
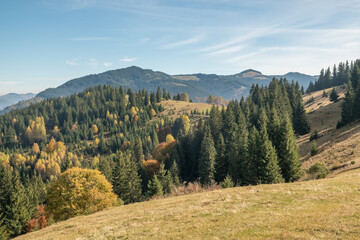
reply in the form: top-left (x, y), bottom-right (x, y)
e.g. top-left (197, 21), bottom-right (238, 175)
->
top-left (298, 86), bottom-right (360, 176)
top-left (158, 100), bottom-right (213, 122)
top-left (16, 168), bottom-right (360, 240)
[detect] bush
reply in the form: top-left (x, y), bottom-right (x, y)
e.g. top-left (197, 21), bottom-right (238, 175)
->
top-left (307, 162), bottom-right (329, 179)
top-left (46, 168), bottom-right (118, 221)
top-left (306, 96), bottom-right (315, 104)
top-left (309, 130), bottom-right (319, 142)
top-left (220, 175), bottom-right (234, 188)
top-left (310, 141), bottom-right (318, 156)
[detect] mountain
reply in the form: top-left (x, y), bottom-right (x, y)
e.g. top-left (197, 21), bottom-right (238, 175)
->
top-left (0, 93), bottom-right (35, 110)
top-left (37, 66), bottom-right (317, 101)
top-left (271, 72), bottom-right (318, 88)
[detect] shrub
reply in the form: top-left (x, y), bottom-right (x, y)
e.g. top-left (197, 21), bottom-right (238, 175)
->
top-left (220, 175), bottom-right (234, 188)
top-left (46, 168), bottom-right (118, 221)
top-left (309, 130), bottom-right (319, 142)
top-left (307, 162), bottom-right (329, 179)
top-left (311, 141), bottom-right (318, 156)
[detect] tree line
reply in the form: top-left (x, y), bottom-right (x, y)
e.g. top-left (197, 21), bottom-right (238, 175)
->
top-left (307, 59), bottom-right (360, 93)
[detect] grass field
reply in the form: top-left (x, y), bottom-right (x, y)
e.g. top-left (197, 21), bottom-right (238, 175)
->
top-left (16, 168), bottom-right (360, 240)
top-left (298, 86), bottom-right (360, 176)
top-left (158, 100), bottom-right (213, 122)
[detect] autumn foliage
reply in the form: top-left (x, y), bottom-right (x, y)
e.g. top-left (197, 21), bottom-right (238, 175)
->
top-left (46, 168), bottom-right (118, 221)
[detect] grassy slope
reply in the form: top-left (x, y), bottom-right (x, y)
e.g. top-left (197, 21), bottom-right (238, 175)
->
top-left (298, 86), bottom-right (360, 176)
top-left (158, 99), bottom-right (213, 122)
top-left (16, 168), bottom-right (360, 240)
top-left (16, 89), bottom-right (360, 239)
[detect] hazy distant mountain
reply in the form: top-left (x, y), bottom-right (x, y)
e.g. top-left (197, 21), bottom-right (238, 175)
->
top-left (37, 66), bottom-right (317, 100)
top-left (0, 93), bottom-right (35, 110)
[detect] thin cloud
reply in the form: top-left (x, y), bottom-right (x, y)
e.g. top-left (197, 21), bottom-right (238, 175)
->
top-left (162, 36), bottom-right (203, 49)
top-left (120, 57), bottom-right (137, 62)
top-left (0, 81), bottom-right (20, 85)
top-left (71, 37), bottom-right (112, 41)
top-left (103, 62), bottom-right (113, 67)
top-left (206, 45), bottom-right (244, 56)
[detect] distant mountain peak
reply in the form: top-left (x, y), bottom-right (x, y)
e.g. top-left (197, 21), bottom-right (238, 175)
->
top-left (237, 69), bottom-right (263, 78)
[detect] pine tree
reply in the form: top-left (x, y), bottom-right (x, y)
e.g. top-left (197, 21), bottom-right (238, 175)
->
top-left (2, 171), bottom-right (32, 237)
top-left (256, 126), bottom-right (284, 184)
top-left (214, 133), bottom-right (227, 183)
top-left (353, 84), bottom-right (360, 120)
top-left (220, 175), bottom-right (234, 188)
top-left (277, 116), bottom-right (302, 182)
top-left (156, 87), bottom-right (162, 103)
top-left (329, 88), bottom-right (339, 102)
top-left (112, 155), bottom-right (142, 204)
top-left (198, 125), bottom-right (216, 185)
top-left (341, 82), bottom-right (355, 125)
top-left (157, 163), bottom-right (173, 194)
top-left (146, 175), bottom-right (163, 198)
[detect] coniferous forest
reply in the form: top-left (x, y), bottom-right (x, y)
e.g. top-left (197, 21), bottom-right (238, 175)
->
top-left (0, 78), bottom-right (310, 238)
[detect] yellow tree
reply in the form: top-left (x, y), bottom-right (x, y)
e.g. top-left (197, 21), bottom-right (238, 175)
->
top-left (46, 168), bottom-right (118, 221)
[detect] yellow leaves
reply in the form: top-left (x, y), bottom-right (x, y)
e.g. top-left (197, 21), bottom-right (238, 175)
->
top-left (46, 139), bottom-right (56, 154)
top-left (0, 152), bottom-right (10, 167)
top-left (46, 168), bottom-right (118, 221)
top-left (92, 156), bottom-right (99, 168)
top-left (94, 138), bottom-right (100, 146)
top-left (13, 153), bottom-right (26, 166)
top-left (27, 117), bottom-right (47, 143)
top-left (150, 109), bottom-right (157, 117)
top-left (165, 134), bottom-right (175, 143)
top-left (160, 119), bottom-right (165, 127)
top-left (12, 118), bottom-right (17, 124)
top-left (114, 120), bottom-right (118, 125)
top-left (129, 106), bottom-right (137, 116)
top-left (124, 115), bottom-right (130, 122)
top-left (132, 115), bottom-right (139, 123)
top-left (181, 115), bottom-right (190, 134)
top-left (91, 124), bottom-right (99, 134)
top-left (32, 143), bottom-right (40, 154)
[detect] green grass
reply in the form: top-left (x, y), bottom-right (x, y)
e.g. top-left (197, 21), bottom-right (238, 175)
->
top-left (16, 169), bottom-right (360, 240)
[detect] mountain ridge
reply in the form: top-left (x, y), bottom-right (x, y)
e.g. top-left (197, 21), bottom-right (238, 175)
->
top-left (37, 66), bottom-right (317, 100)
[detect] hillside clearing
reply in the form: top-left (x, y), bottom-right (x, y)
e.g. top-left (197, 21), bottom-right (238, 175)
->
top-left (16, 168), bottom-right (360, 240)
top-left (298, 86), bottom-right (360, 175)
top-left (158, 100), bottom-right (213, 121)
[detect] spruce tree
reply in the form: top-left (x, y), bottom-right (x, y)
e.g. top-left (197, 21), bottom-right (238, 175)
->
top-left (198, 125), bottom-right (216, 185)
top-left (277, 115), bottom-right (302, 182)
top-left (329, 88), bottom-right (339, 102)
top-left (112, 155), bottom-right (142, 204)
top-left (341, 82), bottom-right (355, 125)
top-left (146, 175), bottom-right (163, 198)
top-left (4, 171), bottom-right (32, 237)
top-left (157, 163), bottom-right (173, 194)
top-left (256, 126), bottom-right (284, 184)
top-left (214, 133), bottom-right (227, 183)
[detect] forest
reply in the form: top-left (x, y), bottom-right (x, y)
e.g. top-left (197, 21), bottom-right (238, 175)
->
top-left (0, 78), bottom-right (310, 239)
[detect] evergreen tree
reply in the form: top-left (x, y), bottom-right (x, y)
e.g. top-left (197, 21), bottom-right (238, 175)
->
top-left (157, 163), bottom-right (173, 194)
top-left (0, 170), bottom-right (32, 237)
top-left (146, 175), bottom-right (163, 198)
top-left (112, 155), bottom-right (142, 204)
top-left (353, 84), bottom-right (360, 120)
top-left (340, 82), bottom-right (355, 125)
top-left (329, 88), bottom-right (339, 102)
top-left (214, 133), bottom-right (227, 183)
top-left (156, 87), bottom-right (162, 103)
top-left (277, 116), bottom-right (302, 182)
top-left (198, 126), bottom-right (216, 185)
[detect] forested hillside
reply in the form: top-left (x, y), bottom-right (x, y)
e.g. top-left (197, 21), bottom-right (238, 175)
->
top-left (0, 77), bottom-right (310, 239)
top-left (37, 66), bottom-right (316, 100)
top-left (307, 59), bottom-right (360, 93)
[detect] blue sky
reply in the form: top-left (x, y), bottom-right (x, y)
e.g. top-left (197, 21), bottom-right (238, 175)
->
top-left (1, 0), bottom-right (360, 95)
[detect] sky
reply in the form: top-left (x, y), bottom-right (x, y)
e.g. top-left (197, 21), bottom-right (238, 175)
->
top-left (0, 0), bottom-right (360, 95)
